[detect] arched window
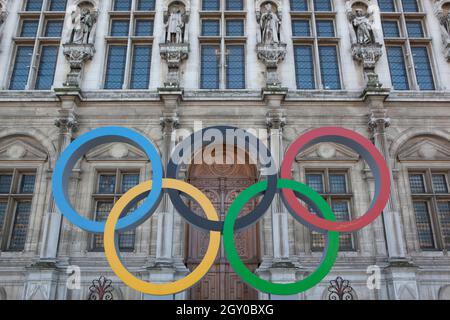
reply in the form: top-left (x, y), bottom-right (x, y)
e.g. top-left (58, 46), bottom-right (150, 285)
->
top-left (104, 0), bottom-right (155, 89)
top-left (9, 0), bottom-right (66, 90)
top-left (380, 0), bottom-right (436, 90)
top-left (291, 0), bottom-right (342, 90)
top-left (200, 0), bottom-right (246, 89)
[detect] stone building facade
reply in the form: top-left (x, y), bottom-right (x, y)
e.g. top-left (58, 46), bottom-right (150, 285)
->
top-left (0, 0), bottom-right (449, 300)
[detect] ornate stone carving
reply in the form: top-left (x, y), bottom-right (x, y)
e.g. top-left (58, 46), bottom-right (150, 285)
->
top-left (160, 2), bottom-right (190, 88)
top-left (256, 1), bottom-right (286, 89)
top-left (69, 1), bottom-right (98, 45)
top-left (55, 113), bottom-right (79, 134)
top-left (62, 44), bottom-right (95, 87)
top-left (434, 0), bottom-right (450, 61)
top-left (0, 0), bottom-right (8, 41)
top-left (346, 1), bottom-right (383, 89)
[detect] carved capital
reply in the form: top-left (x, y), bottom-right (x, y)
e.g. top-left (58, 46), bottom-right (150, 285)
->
top-left (160, 43), bottom-right (190, 88)
top-left (351, 43), bottom-right (383, 69)
top-left (62, 44), bottom-right (95, 87)
top-left (266, 110), bottom-right (286, 130)
top-left (160, 115), bottom-right (180, 133)
top-left (55, 114), bottom-right (79, 134)
top-left (368, 114), bottom-right (391, 133)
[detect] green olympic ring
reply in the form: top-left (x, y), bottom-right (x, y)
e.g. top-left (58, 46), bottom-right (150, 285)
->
top-left (223, 179), bottom-right (339, 295)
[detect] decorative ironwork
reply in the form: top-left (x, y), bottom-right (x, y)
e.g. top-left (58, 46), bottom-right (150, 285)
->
top-left (88, 276), bottom-right (114, 300)
top-left (327, 276), bottom-right (355, 300)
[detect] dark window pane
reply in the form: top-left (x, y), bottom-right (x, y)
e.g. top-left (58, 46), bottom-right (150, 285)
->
top-left (306, 174), bottom-right (324, 193)
top-left (411, 47), bottom-right (435, 90)
top-left (409, 174), bottom-right (426, 193)
top-left (104, 46), bottom-right (127, 89)
top-left (203, 0), bottom-right (220, 11)
top-left (402, 0), bottom-right (418, 12)
top-left (382, 21), bottom-right (400, 37)
top-left (378, 0), bottom-right (396, 12)
top-left (137, 0), bottom-right (155, 11)
top-left (329, 174), bottom-right (346, 193)
top-left (35, 46), bottom-right (58, 90)
top-left (437, 201), bottom-right (450, 249)
top-left (93, 201), bottom-right (113, 249)
top-left (114, 0), bottom-right (131, 11)
top-left (49, 0), bottom-right (67, 11)
top-left (316, 20), bottom-right (335, 37)
top-left (319, 46), bottom-right (341, 90)
top-left (0, 202), bottom-right (7, 234)
top-left (135, 19), bottom-right (154, 36)
top-left (413, 201), bottom-right (435, 249)
top-left (292, 20), bottom-right (311, 37)
top-left (130, 46), bottom-right (152, 89)
top-left (26, 0), bottom-right (43, 11)
top-left (387, 46), bottom-right (409, 90)
top-left (20, 175), bottom-right (35, 194)
top-left (98, 175), bottom-right (116, 194)
top-left (331, 201), bottom-right (354, 250)
top-left (226, 20), bottom-right (244, 36)
top-left (45, 20), bottom-right (63, 37)
top-left (202, 20), bottom-right (220, 36)
top-left (290, 0), bottom-right (308, 11)
top-left (433, 174), bottom-right (448, 194)
top-left (20, 20), bottom-right (39, 37)
top-left (406, 21), bottom-right (424, 37)
top-left (121, 174), bottom-right (140, 193)
top-left (294, 45), bottom-right (315, 89)
top-left (9, 46), bottom-right (33, 90)
top-left (226, 0), bottom-right (243, 10)
top-left (226, 45), bottom-right (245, 89)
top-left (0, 175), bottom-right (12, 193)
top-left (8, 202), bottom-right (32, 251)
top-left (111, 20), bottom-right (130, 36)
top-left (314, 0), bottom-right (332, 11)
top-left (201, 46), bottom-right (220, 89)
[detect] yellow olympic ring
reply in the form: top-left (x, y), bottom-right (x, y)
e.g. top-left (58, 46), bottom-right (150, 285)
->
top-left (104, 178), bottom-right (221, 295)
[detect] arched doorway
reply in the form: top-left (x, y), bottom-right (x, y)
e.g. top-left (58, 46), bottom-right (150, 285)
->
top-left (184, 147), bottom-right (261, 300)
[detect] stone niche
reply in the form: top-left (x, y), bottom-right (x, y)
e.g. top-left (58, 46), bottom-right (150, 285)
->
top-left (434, 0), bottom-right (450, 61)
top-left (62, 0), bottom-right (98, 87)
top-left (346, 0), bottom-right (383, 89)
top-left (0, 0), bottom-right (8, 41)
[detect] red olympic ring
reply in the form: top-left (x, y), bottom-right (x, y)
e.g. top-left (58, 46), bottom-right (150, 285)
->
top-left (280, 127), bottom-right (391, 232)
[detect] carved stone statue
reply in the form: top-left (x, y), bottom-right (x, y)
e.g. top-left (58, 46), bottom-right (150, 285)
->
top-left (439, 11), bottom-right (450, 38)
top-left (70, 8), bottom-right (96, 44)
top-left (352, 8), bottom-right (375, 45)
top-left (434, 1), bottom-right (450, 61)
top-left (165, 6), bottom-right (185, 43)
top-left (259, 3), bottom-right (281, 44)
top-left (0, 3), bottom-right (6, 29)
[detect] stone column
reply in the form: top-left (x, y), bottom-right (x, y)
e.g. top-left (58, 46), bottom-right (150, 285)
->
top-left (365, 91), bottom-right (419, 300)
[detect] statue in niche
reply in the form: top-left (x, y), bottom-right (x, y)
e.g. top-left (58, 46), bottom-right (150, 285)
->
top-left (70, 7), bottom-right (96, 44)
top-left (259, 3), bottom-right (281, 44)
top-left (0, 4), bottom-right (6, 28)
top-left (351, 8), bottom-right (375, 45)
top-left (165, 6), bottom-right (185, 43)
top-left (438, 10), bottom-right (450, 38)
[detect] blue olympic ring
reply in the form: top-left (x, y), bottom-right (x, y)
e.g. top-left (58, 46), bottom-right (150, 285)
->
top-left (52, 127), bottom-right (163, 233)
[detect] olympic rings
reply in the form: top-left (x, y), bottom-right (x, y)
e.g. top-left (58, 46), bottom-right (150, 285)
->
top-left (280, 127), bottom-right (391, 233)
top-left (52, 125), bottom-right (391, 296)
top-left (166, 126), bottom-right (278, 232)
top-left (104, 179), bottom-right (221, 295)
top-left (224, 179), bottom-right (339, 295)
top-left (52, 127), bottom-right (163, 233)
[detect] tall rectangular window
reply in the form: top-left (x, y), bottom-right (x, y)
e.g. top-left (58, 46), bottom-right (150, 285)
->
top-left (411, 47), bottom-right (435, 90)
top-left (35, 46), bottom-right (58, 90)
top-left (226, 45), bottom-right (245, 89)
top-left (9, 47), bottom-right (33, 90)
top-left (387, 46), bottom-right (409, 90)
top-left (409, 171), bottom-right (450, 250)
top-left (0, 171), bottom-right (36, 252)
top-left (130, 45), bottom-right (152, 89)
top-left (294, 45), bottom-right (315, 89)
top-left (319, 46), bottom-right (341, 90)
top-left (201, 46), bottom-right (220, 89)
top-left (105, 46), bottom-right (127, 89)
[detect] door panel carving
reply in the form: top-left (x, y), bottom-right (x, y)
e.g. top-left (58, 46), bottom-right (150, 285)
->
top-left (185, 162), bottom-right (260, 300)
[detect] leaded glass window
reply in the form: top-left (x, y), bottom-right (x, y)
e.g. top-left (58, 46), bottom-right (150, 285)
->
top-left (226, 45), bottom-right (245, 89)
top-left (26, 0), bottom-right (43, 11)
top-left (35, 46), bottom-right (58, 90)
top-left (314, 0), bottom-right (332, 11)
top-left (0, 171), bottom-right (36, 252)
top-left (92, 170), bottom-right (140, 251)
top-left (406, 21), bottom-right (424, 38)
top-left (202, 20), bottom-right (220, 36)
top-left (409, 171), bottom-right (450, 250)
top-left (292, 20), bottom-right (311, 37)
top-left (387, 46), bottom-right (409, 90)
top-left (201, 46), bottom-right (220, 89)
top-left (137, 0), bottom-right (155, 11)
top-left (45, 20), bottom-right (64, 37)
top-left (316, 20), bottom-right (334, 37)
top-left (48, 0), bottom-right (66, 11)
top-left (306, 174), bottom-right (324, 193)
top-left (401, 0), bottom-right (418, 12)
top-left (290, 0), bottom-right (308, 11)
top-left (114, 0), bottom-right (132, 11)
top-left (226, 0), bottom-right (243, 11)
top-left (329, 174), bottom-right (347, 193)
top-left (9, 47), bottom-right (33, 90)
top-left (382, 21), bottom-right (400, 37)
top-left (226, 20), bottom-right (244, 37)
top-left (104, 46), bottom-right (127, 89)
top-left (130, 46), bottom-right (152, 89)
top-left (111, 20), bottom-right (130, 37)
top-left (20, 20), bottom-right (39, 37)
top-left (411, 47), bottom-right (435, 90)
top-left (379, 0), bottom-right (396, 12)
top-left (294, 45), bottom-right (315, 89)
top-left (319, 46), bottom-right (341, 90)
top-left (135, 19), bottom-right (154, 37)
top-left (203, 0), bottom-right (220, 11)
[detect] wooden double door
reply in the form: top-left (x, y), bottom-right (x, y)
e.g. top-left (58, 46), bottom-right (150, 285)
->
top-left (185, 163), bottom-right (261, 300)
